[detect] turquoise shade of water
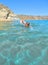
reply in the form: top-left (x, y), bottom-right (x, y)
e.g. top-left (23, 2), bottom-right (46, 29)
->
top-left (0, 20), bottom-right (48, 65)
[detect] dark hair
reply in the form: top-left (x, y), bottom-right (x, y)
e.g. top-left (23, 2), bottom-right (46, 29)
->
top-left (27, 23), bottom-right (30, 26)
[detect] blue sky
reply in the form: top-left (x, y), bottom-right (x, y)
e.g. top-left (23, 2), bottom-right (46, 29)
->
top-left (0, 0), bottom-right (48, 16)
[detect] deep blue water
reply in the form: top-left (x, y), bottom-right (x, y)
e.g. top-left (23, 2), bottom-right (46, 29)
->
top-left (0, 20), bottom-right (48, 65)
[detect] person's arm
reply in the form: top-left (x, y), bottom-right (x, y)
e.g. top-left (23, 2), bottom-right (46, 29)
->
top-left (20, 20), bottom-right (26, 24)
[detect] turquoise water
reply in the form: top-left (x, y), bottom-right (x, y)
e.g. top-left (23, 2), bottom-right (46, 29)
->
top-left (0, 20), bottom-right (48, 65)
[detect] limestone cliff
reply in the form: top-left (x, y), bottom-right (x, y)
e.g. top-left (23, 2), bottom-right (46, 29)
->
top-left (0, 4), bottom-right (18, 20)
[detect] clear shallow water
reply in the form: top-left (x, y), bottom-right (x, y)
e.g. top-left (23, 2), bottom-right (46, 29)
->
top-left (0, 20), bottom-right (48, 65)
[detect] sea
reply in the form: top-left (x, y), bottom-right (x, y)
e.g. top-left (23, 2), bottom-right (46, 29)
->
top-left (0, 20), bottom-right (48, 65)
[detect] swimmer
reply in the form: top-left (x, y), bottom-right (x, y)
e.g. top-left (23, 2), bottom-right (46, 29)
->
top-left (20, 20), bottom-right (30, 27)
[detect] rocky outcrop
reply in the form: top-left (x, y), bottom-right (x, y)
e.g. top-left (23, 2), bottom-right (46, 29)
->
top-left (0, 4), bottom-right (19, 21)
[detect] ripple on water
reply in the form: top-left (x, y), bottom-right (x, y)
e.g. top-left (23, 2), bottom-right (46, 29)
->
top-left (0, 20), bottom-right (48, 65)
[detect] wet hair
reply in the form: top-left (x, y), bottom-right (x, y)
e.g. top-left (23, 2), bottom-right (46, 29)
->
top-left (25, 22), bottom-right (30, 27)
top-left (27, 23), bottom-right (30, 26)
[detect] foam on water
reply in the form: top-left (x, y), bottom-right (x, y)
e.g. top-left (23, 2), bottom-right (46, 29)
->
top-left (0, 20), bottom-right (48, 65)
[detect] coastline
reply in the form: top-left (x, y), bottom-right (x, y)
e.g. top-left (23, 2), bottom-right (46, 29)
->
top-left (17, 15), bottom-right (48, 20)
top-left (0, 15), bottom-right (48, 22)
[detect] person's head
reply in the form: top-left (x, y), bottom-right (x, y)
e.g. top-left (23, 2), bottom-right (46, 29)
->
top-left (25, 22), bottom-right (30, 27)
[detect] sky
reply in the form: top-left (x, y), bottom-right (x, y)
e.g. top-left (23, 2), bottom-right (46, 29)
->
top-left (0, 0), bottom-right (48, 16)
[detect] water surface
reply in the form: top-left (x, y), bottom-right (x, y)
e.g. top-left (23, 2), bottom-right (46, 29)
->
top-left (0, 20), bottom-right (48, 65)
